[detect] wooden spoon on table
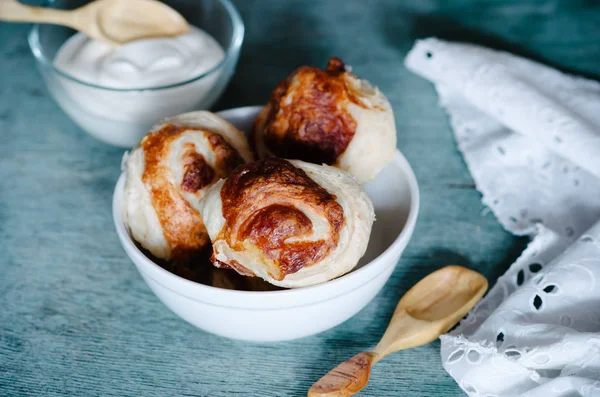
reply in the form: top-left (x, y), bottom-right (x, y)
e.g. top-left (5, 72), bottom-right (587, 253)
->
top-left (0, 0), bottom-right (189, 45)
top-left (308, 265), bottom-right (488, 397)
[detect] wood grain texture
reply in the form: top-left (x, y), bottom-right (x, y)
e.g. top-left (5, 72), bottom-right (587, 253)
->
top-left (1, 0), bottom-right (599, 395)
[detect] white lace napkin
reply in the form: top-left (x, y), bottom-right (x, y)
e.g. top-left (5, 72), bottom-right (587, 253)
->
top-left (405, 38), bottom-right (600, 397)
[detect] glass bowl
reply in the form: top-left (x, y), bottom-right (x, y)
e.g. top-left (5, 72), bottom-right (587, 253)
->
top-left (28, 0), bottom-right (244, 148)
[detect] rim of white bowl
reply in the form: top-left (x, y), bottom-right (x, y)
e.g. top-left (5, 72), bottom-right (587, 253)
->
top-left (113, 148), bottom-right (420, 305)
top-left (27, 0), bottom-right (245, 92)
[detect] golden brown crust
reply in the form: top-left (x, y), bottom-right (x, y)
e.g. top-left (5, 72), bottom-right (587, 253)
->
top-left (181, 143), bottom-right (214, 192)
top-left (217, 157), bottom-right (345, 280)
top-left (252, 57), bottom-right (368, 164)
top-left (207, 133), bottom-right (245, 178)
top-left (141, 124), bottom-right (244, 263)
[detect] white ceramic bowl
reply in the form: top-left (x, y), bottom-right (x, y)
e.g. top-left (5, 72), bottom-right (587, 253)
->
top-left (113, 106), bottom-right (419, 341)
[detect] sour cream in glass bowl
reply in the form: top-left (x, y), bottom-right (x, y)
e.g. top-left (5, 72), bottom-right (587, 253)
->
top-left (28, 0), bottom-right (244, 148)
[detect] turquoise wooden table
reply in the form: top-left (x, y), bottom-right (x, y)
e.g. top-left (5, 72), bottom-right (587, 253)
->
top-left (1, 1), bottom-right (599, 395)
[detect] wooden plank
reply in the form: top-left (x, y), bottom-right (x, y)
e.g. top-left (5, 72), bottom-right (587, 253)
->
top-left (0, 1), bottom-right (598, 395)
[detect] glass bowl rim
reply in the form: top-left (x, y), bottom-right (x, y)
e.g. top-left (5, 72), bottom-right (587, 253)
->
top-left (27, 0), bottom-right (245, 92)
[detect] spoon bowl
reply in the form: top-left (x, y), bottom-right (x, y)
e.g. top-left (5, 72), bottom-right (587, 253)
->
top-left (400, 265), bottom-right (488, 322)
top-left (87, 0), bottom-right (190, 44)
top-left (0, 0), bottom-right (189, 45)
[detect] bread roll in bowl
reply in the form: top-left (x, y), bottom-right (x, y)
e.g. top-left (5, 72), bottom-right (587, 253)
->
top-left (251, 57), bottom-right (396, 183)
top-left (198, 157), bottom-right (375, 288)
top-left (123, 111), bottom-right (253, 263)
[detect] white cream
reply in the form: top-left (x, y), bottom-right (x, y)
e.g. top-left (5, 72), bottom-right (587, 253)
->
top-left (54, 26), bottom-right (224, 89)
top-left (50, 26), bottom-right (231, 148)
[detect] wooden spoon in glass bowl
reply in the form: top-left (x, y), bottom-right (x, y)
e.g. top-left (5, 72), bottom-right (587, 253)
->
top-left (0, 0), bottom-right (189, 45)
top-left (308, 265), bottom-right (488, 397)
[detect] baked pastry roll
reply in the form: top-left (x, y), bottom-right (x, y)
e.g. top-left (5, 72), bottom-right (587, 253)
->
top-left (123, 111), bottom-right (253, 262)
top-left (198, 157), bottom-right (375, 288)
top-left (251, 57), bottom-right (396, 184)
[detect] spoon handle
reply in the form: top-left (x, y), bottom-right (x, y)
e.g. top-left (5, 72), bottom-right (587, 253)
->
top-left (0, 0), bottom-right (75, 27)
top-left (371, 309), bottom-right (442, 363)
top-left (309, 266), bottom-right (488, 397)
